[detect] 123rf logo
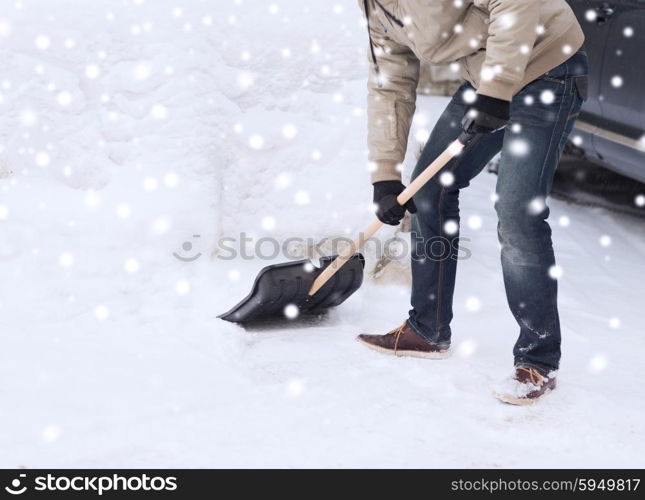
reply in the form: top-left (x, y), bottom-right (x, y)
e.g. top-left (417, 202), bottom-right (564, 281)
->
top-left (4, 473), bottom-right (177, 496)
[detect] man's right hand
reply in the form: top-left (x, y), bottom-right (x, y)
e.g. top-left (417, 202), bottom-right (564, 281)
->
top-left (373, 181), bottom-right (417, 226)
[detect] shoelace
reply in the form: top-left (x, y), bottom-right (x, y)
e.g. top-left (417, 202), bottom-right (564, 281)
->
top-left (517, 366), bottom-right (544, 386)
top-left (388, 322), bottom-right (407, 354)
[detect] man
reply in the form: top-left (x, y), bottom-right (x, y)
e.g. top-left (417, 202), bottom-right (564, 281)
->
top-left (356, 0), bottom-right (588, 405)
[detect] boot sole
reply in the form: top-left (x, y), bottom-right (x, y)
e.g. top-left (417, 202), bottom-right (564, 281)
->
top-left (492, 388), bottom-right (554, 406)
top-left (356, 337), bottom-right (450, 360)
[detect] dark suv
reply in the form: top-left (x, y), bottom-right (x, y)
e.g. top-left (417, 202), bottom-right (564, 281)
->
top-left (567, 0), bottom-right (645, 183)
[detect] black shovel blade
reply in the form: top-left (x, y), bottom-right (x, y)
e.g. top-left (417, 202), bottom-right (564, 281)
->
top-left (218, 254), bottom-right (365, 324)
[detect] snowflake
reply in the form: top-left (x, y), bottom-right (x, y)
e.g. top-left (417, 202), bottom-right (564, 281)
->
top-left (465, 297), bottom-right (481, 312)
top-left (261, 216), bottom-right (276, 231)
top-left (116, 204), bottom-right (132, 219)
top-left (274, 172), bottom-right (292, 190)
top-left (35, 152), bottom-right (50, 167)
top-left (540, 89), bottom-right (555, 104)
top-left (124, 259), bottom-right (140, 274)
top-left (248, 135), bottom-right (264, 150)
top-left (415, 129), bottom-right (430, 143)
top-left (294, 190), bottom-right (310, 205)
top-left (35, 35), bottom-right (51, 50)
top-left (444, 220), bottom-right (458, 235)
top-left (20, 110), bottom-right (38, 127)
top-left (143, 177), bottom-right (159, 191)
top-left (151, 104), bottom-right (168, 119)
top-left (585, 9), bottom-right (597, 22)
top-left (548, 265), bottom-right (563, 279)
top-left (95, 305), bottom-right (110, 321)
top-left (0, 18), bottom-right (11, 37)
top-left (56, 91), bottom-right (72, 106)
top-left (528, 197), bottom-right (546, 215)
top-left (284, 304), bottom-right (299, 319)
top-left (42, 425), bottom-right (62, 443)
top-left (462, 88), bottom-right (477, 104)
top-left (282, 123), bottom-right (297, 139)
top-left (439, 171), bottom-right (455, 186)
top-left (237, 72), bottom-right (254, 88)
top-left (457, 340), bottom-right (476, 358)
top-left (509, 138), bottom-right (529, 156)
top-left (588, 355), bottom-right (608, 373)
top-left (85, 64), bottom-right (101, 79)
top-left (286, 379), bottom-right (305, 397)
top-left (499, 13), bottom-right (517, 29)
top-left (635, 194), bottom-right (645, 207)
top-left (162, 173), bottom-right (178, 187)
top-left (467, 215), bottom-right (482, 230)
top-left (152, 217), bottom-right (171, 235)
top-left (175, 280), bottom-right (190, 296)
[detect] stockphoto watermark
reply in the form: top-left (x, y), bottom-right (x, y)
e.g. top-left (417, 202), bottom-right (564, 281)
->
top-left (172, 232), bottom-right (472, 263)
top-left (2, 472), bottom-right (177, 496)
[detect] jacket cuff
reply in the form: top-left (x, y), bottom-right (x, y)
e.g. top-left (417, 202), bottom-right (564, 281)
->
top-left (476, 79), bottom-right (515, 102)
top-left (370, 161), bottom-right (402, 183)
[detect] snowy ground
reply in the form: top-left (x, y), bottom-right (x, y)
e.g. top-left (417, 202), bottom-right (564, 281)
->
top-left (1, 0), bottom-right (644, 468)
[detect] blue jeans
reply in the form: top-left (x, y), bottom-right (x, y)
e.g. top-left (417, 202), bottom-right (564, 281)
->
top-left (407, 51), bottom-right (588, 375)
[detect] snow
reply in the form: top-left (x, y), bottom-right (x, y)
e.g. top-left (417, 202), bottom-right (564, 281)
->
top-left (493, 373), bottom-right (544, 400)
top-left (1, 0), bottom-right (645, 468)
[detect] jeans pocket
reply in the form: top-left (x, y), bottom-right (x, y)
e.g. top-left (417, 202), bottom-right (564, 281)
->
top-left (573, 75), bottom-right (589, 102)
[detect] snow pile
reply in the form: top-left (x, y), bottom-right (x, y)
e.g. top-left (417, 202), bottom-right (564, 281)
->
top-left (1, 0), bottom-right (645, 468)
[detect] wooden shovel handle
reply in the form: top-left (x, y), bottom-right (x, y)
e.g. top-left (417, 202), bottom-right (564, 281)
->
top-left (307, 139), bottom-right (466, 296)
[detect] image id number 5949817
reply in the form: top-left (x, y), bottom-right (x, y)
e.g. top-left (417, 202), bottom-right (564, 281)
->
top-left (577, 478), bottom-right (640, 492)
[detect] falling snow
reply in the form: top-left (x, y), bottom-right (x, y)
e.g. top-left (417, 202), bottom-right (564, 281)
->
top-left (0, 0), bottom-right (643, 470)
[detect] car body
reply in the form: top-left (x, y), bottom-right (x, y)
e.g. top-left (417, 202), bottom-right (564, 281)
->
top-left (567, 0), bottom-right (645, 182)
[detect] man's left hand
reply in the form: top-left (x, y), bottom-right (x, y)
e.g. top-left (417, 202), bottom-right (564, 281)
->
top-left (462, 94), bottom-right (510, 135)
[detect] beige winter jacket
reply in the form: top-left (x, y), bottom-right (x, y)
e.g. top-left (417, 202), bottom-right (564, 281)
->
top-left (359, 0), bottom-right (585, 182)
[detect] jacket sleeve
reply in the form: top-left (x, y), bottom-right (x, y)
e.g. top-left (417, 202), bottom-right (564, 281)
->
top-left (366, 28), bottom-right (420, 183)
top-left (477, 0), bottom-right (540, 101)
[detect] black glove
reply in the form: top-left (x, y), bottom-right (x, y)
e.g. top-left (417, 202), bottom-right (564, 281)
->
top-left (461, 94), bottom-right (510, 138)
top-left (373, 180), bottom-right (417, 226)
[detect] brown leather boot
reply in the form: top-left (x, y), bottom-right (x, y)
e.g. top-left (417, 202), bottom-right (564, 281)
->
top-left (357, 322), bottom-right (450, 359)
top-left (493, 366), bottom-right (557, 405)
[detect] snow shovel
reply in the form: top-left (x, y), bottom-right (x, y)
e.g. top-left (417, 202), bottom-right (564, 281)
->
top-left (219, 131), bottom-right (476, 324)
